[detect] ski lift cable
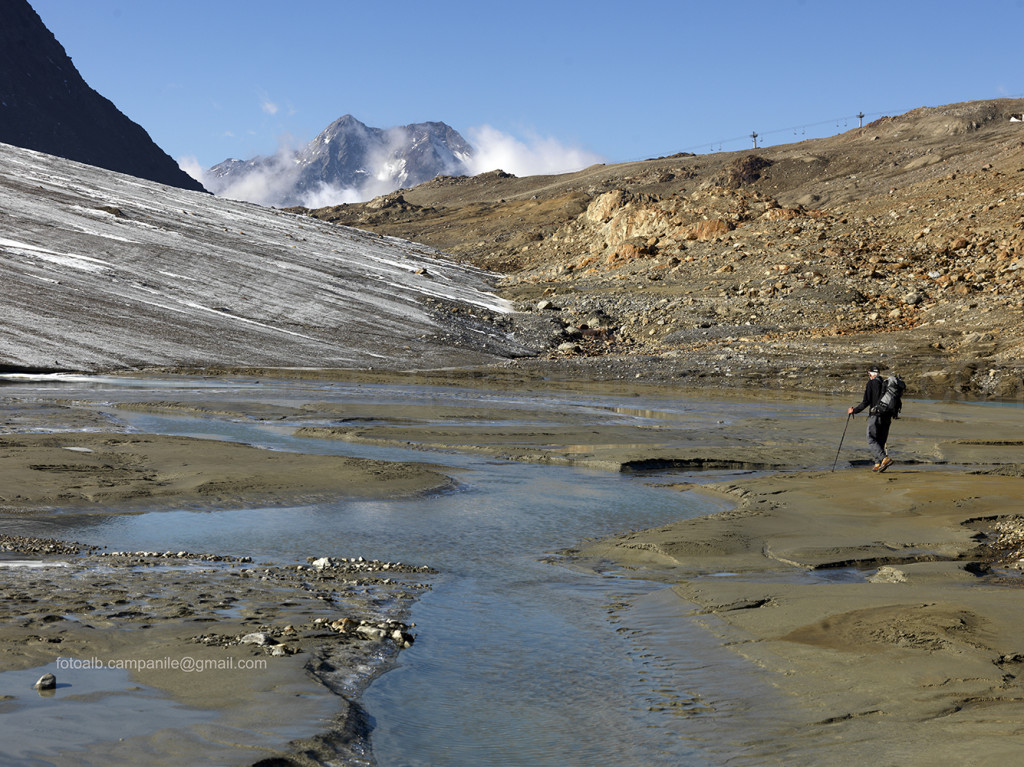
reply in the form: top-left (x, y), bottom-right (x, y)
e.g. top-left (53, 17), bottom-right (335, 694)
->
top-left (673, 110), bottom-right (897, 155)
top-left (636, 107), bottom-right (915, 162)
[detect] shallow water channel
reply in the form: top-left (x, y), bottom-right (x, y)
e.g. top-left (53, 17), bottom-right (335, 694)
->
top-left (1, 376), bottom-right (806, 765)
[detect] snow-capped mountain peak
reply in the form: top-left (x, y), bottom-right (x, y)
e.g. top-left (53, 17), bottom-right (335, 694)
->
top-left (206, 117), bottom-right (473, 207)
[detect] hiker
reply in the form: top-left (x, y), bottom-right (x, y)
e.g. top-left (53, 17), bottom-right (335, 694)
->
top-left (847, 364), bottom-right (895, 472)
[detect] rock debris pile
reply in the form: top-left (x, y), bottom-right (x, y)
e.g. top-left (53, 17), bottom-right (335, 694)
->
top-left (0, 540), bottom-right (433, 677)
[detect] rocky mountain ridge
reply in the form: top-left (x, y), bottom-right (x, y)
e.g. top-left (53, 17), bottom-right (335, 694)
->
top-left (294, 99), bottom-right (1024, 399)
top-left (207, 115), bottom-right (472, 207)
top-left (0, 0), bottom-right (206, 193)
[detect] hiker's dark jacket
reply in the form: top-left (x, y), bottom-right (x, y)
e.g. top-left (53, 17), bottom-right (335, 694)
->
top-left (852, 376), bottom-right (885, 415)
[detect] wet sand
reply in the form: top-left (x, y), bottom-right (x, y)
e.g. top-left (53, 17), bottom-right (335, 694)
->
top-left (574, 469), bottom-right (1024, 765)
top-left (0, 431), bottom-right (451, 511)
top-left (0, 545), bottom-right (431, 765)
top-left (281, 385), bottom-right (1024, 764)
top-left (288, 393), bottom-right (1024, 473)
top-left (0, 403), bottom-right (449, 765)
top-left (4, 375), bottom-right (1024, 764)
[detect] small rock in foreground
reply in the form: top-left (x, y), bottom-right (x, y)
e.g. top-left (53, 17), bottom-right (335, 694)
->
top-left (34, 673), bottom-right (57, 690)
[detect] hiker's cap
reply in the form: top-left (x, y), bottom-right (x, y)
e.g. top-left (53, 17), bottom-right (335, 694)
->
top-left (868, 365), bottom-right (880, 373)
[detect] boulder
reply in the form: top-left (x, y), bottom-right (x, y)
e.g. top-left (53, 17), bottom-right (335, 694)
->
top-left (34, 673), bottom-right (56, 690)
top-left (762, 207), bottom-right (802, 221)
top-left (586, 190), bottom-right (626, 224)
top-left (240, 632), bottom-right (274, 646)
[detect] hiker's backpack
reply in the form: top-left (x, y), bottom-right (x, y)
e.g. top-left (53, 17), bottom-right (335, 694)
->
top-left (871, 374), bottom-right (906, 418)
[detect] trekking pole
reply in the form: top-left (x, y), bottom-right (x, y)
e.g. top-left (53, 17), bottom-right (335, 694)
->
top-left (832, 413), bottom-right (852, 472)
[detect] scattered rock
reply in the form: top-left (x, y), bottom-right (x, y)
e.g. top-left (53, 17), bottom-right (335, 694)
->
top-left (34, 673), bottom-right (56, 690)
top-left (356, 625), bottom-right (388, 641)
top-left (240, 632), bottom-right (274, 646)
top-left (868, 566), bottom-right (908, 583)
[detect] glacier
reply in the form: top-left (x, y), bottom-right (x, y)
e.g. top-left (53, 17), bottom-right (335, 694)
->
top-left (0, 141), bottom-right (532, 372)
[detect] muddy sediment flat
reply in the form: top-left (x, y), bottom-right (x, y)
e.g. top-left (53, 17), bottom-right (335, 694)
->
top-left (288, 393), bottom-right (1024, 472)
top-left (577, 468), bottom-right (1024, 764)
top-left (4, 375), bottom-right (1024, 764)
top-left (0, 390), bottom-right (453, 765)
top-left (0, 431), bottom-right (451, 511)
top-left (0, 541), bottom-right (431, 765)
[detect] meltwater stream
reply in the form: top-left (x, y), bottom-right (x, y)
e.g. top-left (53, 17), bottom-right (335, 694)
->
top-left (0, 377), bottom-right (784, 765)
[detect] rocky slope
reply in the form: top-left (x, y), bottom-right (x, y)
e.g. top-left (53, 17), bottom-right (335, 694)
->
top-left (0, 0), bottom-right (206, 193)
top-left (295, 99), bottom-right (1024, 399)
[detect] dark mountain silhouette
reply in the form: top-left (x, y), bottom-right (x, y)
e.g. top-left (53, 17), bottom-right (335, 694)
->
top-left (206, 114), bottom-right (472, 206)
top-left (0, 0), bottom-right (207, 193)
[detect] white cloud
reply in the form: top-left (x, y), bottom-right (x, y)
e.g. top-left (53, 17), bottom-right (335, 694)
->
top-left (178, 155), bottom-right (205, 184)
top-left (217, 156), bottom-right (299, 206)
top-left (194, 123), bottom-right (605, 209)
top-left (258, 88), bottom-right (279, 116)
top-left (193, 138), bottom-right (304, 207)
top-left (298, 182), bottom-right (363, 208)
top-left (464, 125), bottom-right (605, 177)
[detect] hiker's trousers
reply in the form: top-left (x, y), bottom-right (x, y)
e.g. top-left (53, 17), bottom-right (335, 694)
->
top-left (867, 414), bottom-right (892, 465)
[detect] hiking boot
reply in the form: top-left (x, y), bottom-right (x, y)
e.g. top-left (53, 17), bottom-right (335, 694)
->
top-left (877, 457), bottom-right (894, 473)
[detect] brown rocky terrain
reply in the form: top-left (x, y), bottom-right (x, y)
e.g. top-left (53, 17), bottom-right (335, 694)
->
top-left (293, 99), bottom-right (1024, 400)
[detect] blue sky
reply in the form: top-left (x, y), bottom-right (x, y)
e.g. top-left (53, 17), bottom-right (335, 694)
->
top-left (29, 0), bottom-right (1024, 178)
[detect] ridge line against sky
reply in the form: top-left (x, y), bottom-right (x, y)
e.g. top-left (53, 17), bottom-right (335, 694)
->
top-left (27, 0), bottom-right (1024, 180)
